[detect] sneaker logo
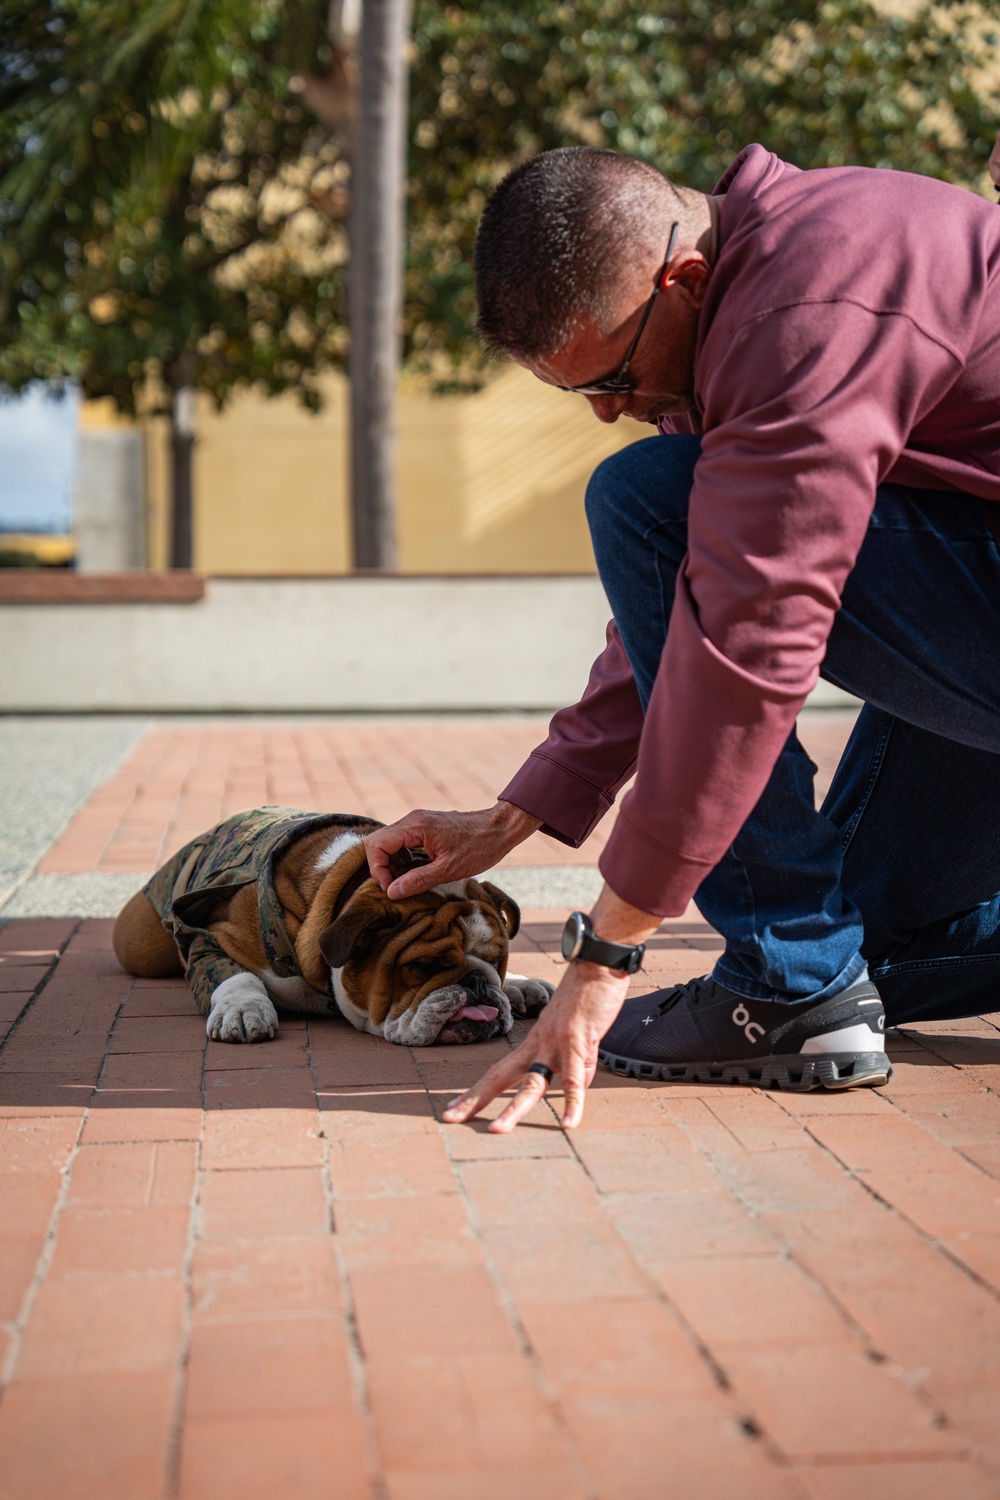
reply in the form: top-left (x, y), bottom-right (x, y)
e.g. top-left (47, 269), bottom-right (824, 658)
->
top-left (732, 1004), bottom-right (765, 1045)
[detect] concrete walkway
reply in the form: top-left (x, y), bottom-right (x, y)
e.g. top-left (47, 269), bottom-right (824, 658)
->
top-left (3, 712), bottom-right (1000, 1499)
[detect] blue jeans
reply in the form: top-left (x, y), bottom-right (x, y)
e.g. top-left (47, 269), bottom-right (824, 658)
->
top-left (587, 433), bottom-right (1000, 1025)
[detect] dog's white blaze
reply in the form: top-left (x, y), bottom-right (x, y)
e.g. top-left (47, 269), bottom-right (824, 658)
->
top-left (462, 954), bottom-right (502, 986)
top-left (314, 830), bottom-right (365, 872)
top-left (462, 907), bottom-right (494, 953)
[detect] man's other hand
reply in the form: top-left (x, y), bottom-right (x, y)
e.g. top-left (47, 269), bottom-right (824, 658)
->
top-left (364, 802), bottom-right (542, 899)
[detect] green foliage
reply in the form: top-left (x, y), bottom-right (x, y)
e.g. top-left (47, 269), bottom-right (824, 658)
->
top-left (1, 0), bottom-right (343, 412)
top-left (405, 0), bottom-right (999, 385)
top-left (2, 0), bottom-right (997, 409)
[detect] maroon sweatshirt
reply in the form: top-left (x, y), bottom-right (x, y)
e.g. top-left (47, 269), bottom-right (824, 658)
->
top-left (501, 144), bottom-right (1000, 916)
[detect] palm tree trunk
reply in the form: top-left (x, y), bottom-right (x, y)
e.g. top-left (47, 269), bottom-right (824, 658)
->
top-left (348, 0), bottom-right (411, 570)
top-left (168, 361), bottom-right (196, 569)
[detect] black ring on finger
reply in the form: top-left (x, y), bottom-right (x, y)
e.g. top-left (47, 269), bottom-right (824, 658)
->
top-left (527, 1063), bottom-right (554, 1083)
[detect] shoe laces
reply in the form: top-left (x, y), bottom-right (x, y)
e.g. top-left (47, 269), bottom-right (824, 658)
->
top-left (655, 974), bottom-right (714, 1016)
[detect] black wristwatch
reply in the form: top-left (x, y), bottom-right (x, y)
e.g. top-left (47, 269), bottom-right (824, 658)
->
top-left (560, 911), bottom-right (645, 975)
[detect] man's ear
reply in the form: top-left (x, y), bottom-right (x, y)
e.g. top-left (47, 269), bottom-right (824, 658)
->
top-left (479, 882), bottom-right (521, 941)
top-left (319, 902), bottom-right (405, 969)
top-left (669, 254), bottom-right (711, 309)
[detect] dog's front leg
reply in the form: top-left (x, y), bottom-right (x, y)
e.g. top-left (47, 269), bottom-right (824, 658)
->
top-left (503, 975), bottom-right (555, 1018)
top-left (207, 972), bottom-right (280, 1043)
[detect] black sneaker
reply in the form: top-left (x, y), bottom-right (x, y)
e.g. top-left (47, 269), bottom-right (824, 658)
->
top-left (599, 973), bottom-right (890, 1092)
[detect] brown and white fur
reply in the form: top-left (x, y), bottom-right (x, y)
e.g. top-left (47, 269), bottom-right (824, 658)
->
top-left (115, 824), bottom-right (553, 1046)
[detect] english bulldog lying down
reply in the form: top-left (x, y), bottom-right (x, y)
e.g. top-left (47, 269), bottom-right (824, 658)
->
top-left (112, 808), bottom-right (553, 1046)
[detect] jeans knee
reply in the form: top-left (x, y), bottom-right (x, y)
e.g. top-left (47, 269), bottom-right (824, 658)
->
top-left (584, 451), bottom-right (631, 551)
top-left (585, 434), bottom-right (699, 557)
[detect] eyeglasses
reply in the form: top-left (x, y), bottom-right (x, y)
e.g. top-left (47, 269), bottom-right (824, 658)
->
top-left (556, 222), bottom-right (679, 396)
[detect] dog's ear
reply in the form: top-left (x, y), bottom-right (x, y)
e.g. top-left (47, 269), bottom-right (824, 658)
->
top-left (386, 846), bottom-right (432, 884)
top-left (479, 882), bottom-right (521, 941)
top-left (319, 900), bottom-right (405, 969)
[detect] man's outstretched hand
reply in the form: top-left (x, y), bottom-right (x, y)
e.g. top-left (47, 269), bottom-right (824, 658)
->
top-left (442, 962), bottom-right (632, 1132)
top-left (443, 880), bottom-right (662, 1132)
top-left (365, 801), bottom-right (542, 899)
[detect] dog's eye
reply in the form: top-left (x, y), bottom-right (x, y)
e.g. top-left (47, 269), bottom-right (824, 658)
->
top-left (408, 960), bottom-right (442, 979)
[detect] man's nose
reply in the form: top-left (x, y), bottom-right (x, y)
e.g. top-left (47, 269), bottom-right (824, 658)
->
top-left (586, 393), bottom-right (625, 424)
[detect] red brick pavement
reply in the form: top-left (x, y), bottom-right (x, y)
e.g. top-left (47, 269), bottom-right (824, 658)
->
top-left (9, 707), bottom-right (1000, 1496)
top-left (3, 913), bottom-right (1000, 1498)
top-left (39, 711), bottom-right (859, 875)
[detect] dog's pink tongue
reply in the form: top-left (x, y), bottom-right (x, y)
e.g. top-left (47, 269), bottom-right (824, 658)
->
top-left (456, 1004), bottom-right (499, 1022)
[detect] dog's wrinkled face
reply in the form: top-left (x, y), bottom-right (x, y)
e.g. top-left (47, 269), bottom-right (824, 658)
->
top-left (318, 878), bottom-right (520, 1046)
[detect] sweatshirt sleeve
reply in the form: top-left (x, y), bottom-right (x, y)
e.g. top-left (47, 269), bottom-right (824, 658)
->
top-left (499, 619), bottom-right (644, 846)
top-left (598, 301), bottom-right (961, 915)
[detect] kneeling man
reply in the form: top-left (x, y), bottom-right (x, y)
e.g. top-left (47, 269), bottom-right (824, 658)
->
top-left (367, 140), bottom-right (1000, 1131)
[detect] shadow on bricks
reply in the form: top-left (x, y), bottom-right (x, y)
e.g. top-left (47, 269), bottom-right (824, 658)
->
top-left (6, 915), bottom-right (1000, 1500)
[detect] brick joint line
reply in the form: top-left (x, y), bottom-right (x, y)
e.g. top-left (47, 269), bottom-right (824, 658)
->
top-left (0, 1074), bottom-right (90, 1390)
top-left (801, 1106), bottom-right (1000, 1315)
top-left (165, 1024), bottom-right (206, 1500)
top-left (308, 1013), bottom-right (390, 1500)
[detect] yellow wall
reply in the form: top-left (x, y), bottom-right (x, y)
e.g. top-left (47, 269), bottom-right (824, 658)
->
top-left (145, 380), bottom-right (353, 573)
top-left (135, 366), bottom-right (639, 574)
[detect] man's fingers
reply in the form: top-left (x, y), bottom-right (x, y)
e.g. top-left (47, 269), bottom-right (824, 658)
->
top-left (364, 826), bottom-right (419, 889)
top-left (442, 1034), bottom-right (560, 1132)
top-left (487, 1071), bottom-right (551, 1133)
top-left (386, 865), bottom-right (439, 900)
top-left (441, 1053), bottom-right (524, 1123)
top-left (366, 822), bottom-right (448, 898)
top-left (558, 1051), bottom-right (592, 1130)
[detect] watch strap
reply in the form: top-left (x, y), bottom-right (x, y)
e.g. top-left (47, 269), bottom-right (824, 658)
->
top-left (577, 930), bottom-right (645, 975)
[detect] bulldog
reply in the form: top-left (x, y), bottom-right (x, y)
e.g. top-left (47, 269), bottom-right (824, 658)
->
top-left (112, 807), bottom-right (554, 1046)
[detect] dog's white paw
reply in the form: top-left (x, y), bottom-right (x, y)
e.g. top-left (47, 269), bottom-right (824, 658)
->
top-left (207, 973), bottom-right (279, 1043)
top-left (503, 974), bottom-right (555, 1018)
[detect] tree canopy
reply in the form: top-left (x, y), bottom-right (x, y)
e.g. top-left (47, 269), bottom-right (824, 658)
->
top-left (405, 0), bottom-right (999, 386)
top-left (1, 0), bottom-right (342, 411)
top-left (2, 0), bottom-right (997, 410)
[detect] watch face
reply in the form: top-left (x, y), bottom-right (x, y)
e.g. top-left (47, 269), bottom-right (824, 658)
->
top-left (561, 912), bottom-right (586, 962)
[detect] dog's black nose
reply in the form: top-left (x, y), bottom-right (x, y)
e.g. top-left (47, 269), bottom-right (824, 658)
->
top-left (459, 971), bottom-right (494, 1001)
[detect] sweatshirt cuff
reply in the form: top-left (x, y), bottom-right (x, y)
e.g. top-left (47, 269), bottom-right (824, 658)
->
top-left (598, 807), bottom-right (715, 918)
top-left (500, 751), bottom-right (617, 850)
